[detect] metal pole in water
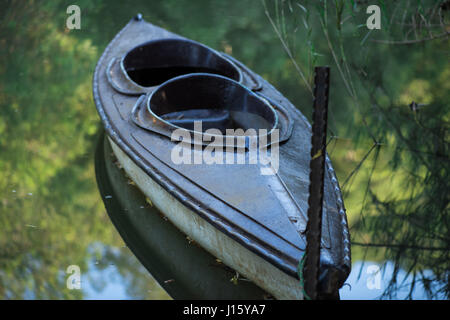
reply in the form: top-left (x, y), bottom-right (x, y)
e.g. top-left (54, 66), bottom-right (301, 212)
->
top-left (303, 66), bottom-right (330, 300)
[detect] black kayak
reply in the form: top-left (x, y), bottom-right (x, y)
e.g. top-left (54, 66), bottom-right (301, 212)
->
top-left (93, 14), bottom-right (351, 299)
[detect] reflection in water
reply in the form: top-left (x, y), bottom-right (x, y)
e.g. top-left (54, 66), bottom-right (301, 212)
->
top-left (340, 261), bottom-right (446, 300)
top-left (0, 132), bottom-right (171, 299)
top-left (82, 243), bottom-right (169, 300)
top-left (0, 0), bottom-right (448, 299)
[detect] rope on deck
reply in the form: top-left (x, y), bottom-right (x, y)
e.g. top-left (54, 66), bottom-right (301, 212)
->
top-left (297, 253), bottom-right (311, 300)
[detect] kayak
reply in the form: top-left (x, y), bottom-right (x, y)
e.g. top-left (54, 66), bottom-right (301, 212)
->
top-left (93, 14), bottom-right (351, 300)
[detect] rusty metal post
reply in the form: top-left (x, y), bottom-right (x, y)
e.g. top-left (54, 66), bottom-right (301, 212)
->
top-left (303, 66), bottom-right (330, 300)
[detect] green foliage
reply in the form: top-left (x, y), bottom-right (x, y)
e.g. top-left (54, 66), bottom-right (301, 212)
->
top-left (0, 1), bottom-right (168, 299)
top-left (265, 0), bottom-right (449, 299)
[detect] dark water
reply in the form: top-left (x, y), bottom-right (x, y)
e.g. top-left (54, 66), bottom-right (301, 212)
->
top-left (0, 1), bottom-right (448, 299)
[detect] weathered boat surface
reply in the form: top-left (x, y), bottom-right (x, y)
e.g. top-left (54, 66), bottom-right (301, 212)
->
top-left (93, 16), bottom-right (351, 299)
top-left (95, 133), bottom-right (269, 299)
